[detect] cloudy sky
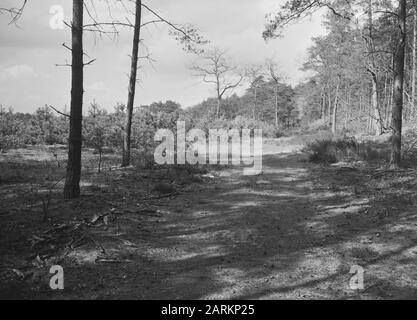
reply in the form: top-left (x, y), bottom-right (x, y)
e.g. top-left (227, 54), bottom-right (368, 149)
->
top-left (0, 0), bottom-right (326, 113)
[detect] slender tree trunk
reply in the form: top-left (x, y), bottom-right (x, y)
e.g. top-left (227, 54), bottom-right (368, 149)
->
top-left (385, 77), bottom-right (391, 123)
top-left (328, 89), bottom-right (332, 125)
top-left (383, 75), bottom-right (388, 117)
top-left (216, 80), bottom-right (221, 118)
top-left (320, 85), bottom-right (325, 120)
top-left (275, 83), bottom-right (279, 127)
top-left (216, 97), bottom-right (221, 118)
top-left (389, 75), bottom-right (394, 123)
top-left (391, 0), bottom-right (406, 168)
top-left (412, 0), bottom-right (417, 119)
top-left (332, 76), bottom-right (341, 134)
top-left (367, 0), bottom-right (383, 135)
top-left (98, 148), bottom-right (102, 174)
top-left (64, 0), bottom-right (84, 199)
top-left (253, 87), bottom-right (257, 120)
top-left (122, 0), bottom-right (142, 167)
top-left (371, 73), bottom-right (383, 135)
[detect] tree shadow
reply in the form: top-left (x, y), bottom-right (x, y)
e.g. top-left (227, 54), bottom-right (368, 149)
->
top-left (7, 149), bottom-right (417, 300)
top-left (80, 150), bottom-right (417, 300)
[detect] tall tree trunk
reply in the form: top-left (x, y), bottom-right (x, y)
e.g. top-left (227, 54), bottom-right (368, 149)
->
top-left (391, 0), bottom-right (406, 168)
top-left (64, 0), bottom-right (84, 199)
top-left (320, 85), bottom-right (325, 120)
top-left (371, 73), bottom-right (383, 135)
top-left (383, 75), bottom-right (388, 118)
top-left (412, 0), bottom-right (417, 119)
top-left (367, 0), bottom-right (383, 135)
top-left (253, 87), bottom-right (257, 120)
top-left (332, 76), bottom-right (341, 134)
top-left (275, 84), bottom-right (279, 127)
top-left (385, 77), bottom-right (391, 123)
top-left (216, 81), bottom-right (221, 118)
top-left (388, 75), bottom-right (394, 123)
top-left (122, 0), bottom-right (142, 167)
top-left (328, 89), bottom-right (332, 125)
top-left (216, 97), bottom-right (221, 118)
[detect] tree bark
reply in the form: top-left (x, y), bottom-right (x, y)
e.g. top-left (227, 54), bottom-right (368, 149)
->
top-left (367, 0), bottom-right (383, 135)
top-left (382, 75), bottom-right (388, 120)
top-left (216, 97), bottom-right (221, 118)
top-left (328, 89), bottom-right (332, 125)
top-left (332, 76), bottom-right (341, 134)
top-left (371, 72), bottom-right (383, 135)
top-left (122, 0), bottom-right (142, 167)
top-left (64, 0), bottom-right (84, 199)
top-left (253, 86), bottom-right (257, 120)
top-left (388, 74), bottom-right (394, 123)
top-left (412, 0), bottom-right (417, 119)
top-left (275, 84), bottom-right (279, 127)
top-left (390, 0), bottom-right (406, 168)
top-left (320, 85), bottom-right (325, 120)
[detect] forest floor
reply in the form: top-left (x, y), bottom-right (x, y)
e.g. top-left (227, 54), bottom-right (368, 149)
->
top-left (1, 135), bottom-right (417, 299)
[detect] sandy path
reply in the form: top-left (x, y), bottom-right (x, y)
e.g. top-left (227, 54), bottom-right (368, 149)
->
top-left (4, 138), bottom-right (417, 299)
top-left (111, 139), bottom-right (416, 300)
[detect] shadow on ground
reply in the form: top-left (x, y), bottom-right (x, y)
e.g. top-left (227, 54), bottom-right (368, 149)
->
top-left (1, 142), bottom-right (417, 300)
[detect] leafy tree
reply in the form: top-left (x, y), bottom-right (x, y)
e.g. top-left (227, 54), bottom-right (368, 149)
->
top-left (84, 102), bottom-right (108, 173)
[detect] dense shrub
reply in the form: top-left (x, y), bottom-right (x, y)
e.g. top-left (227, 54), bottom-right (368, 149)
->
top-left (304, 139), bottom-right (339, 163)
top-left (303, 136), bottom-right (389, 165)
top-left (130, 102), bottom-right (182, 168)
top-left (0, 106), bottom-right (68, 151)
top-left (0, 136), bottom-right (23, 151)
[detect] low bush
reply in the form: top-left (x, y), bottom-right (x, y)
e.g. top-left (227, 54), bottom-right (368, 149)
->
top-left (303, 135), bottom-right (390, 165)
top-left (304, 139), bottom-right (339, 164)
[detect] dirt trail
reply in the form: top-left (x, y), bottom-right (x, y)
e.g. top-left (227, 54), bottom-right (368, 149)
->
top-left (2, 137), bottom-right (417, 299)
top-left (64, 138), bottom-right (417, 299)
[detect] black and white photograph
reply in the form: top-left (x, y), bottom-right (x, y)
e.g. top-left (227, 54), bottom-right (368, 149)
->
top-left (1, 0), bottom-right (417, 303)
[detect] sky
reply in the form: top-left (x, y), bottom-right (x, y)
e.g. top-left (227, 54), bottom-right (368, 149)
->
top-left (0, 0), bottom-right (327, 113)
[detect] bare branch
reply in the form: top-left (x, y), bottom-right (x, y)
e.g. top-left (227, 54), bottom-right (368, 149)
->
top-left (190, 47), bottom-right (244, 115)
top-left (48, 105), bottom-right (71, 118)
top-left (0, 0), bottom-right (27, 25)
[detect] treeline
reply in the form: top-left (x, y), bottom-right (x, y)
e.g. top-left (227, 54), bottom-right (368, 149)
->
top-left (0, 76), bottom-right (296, 154)
top-left (187, 79), bottom-right (296, 137)
top-left (264, 0), bottom-right (412, 168)
top-left (0, 106), bottom-right (69, 149)
top-left (0, 102), bottom-right (181, 153)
